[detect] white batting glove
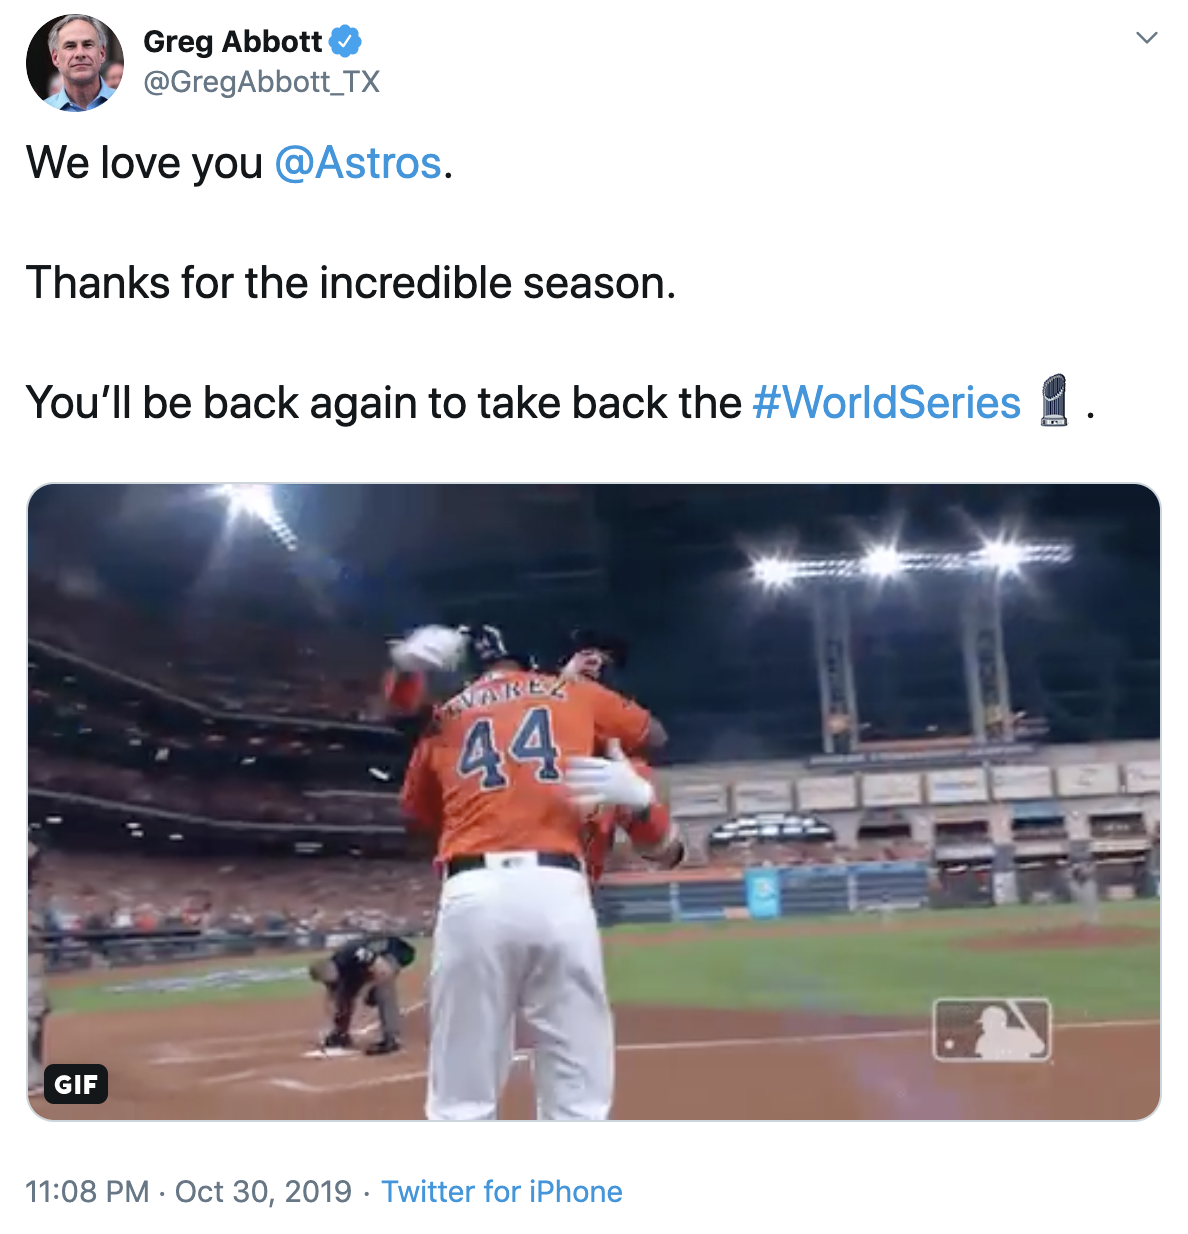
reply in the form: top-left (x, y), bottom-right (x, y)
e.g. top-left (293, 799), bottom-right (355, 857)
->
top-left (565, 741), bottom-right (656, 813)
top-left (388, 625), bottom-right (468, 673)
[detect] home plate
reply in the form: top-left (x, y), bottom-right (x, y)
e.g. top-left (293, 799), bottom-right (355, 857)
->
top-left (302, 1047), bottom-right (360, 1059)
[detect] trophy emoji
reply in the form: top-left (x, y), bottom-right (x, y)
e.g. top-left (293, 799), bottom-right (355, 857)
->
top-left (1041, 374), bottom-right (1067, 426)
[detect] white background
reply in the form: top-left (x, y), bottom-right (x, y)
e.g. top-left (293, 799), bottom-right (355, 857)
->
top-left (7, 0), bottom-right (1178, 1228)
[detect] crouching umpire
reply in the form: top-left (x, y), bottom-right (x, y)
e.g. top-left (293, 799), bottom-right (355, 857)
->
top-left (309, 935), bottom-right (416, 1055)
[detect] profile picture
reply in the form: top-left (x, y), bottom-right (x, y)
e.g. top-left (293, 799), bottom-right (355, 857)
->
top-left (27, 14), bottom-right (123, 112)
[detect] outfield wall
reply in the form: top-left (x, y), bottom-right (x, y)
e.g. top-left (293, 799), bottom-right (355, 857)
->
top-left (595, 851), bottom-right (1159, 925)
top-left (594, 860), bottom-right (932, 926)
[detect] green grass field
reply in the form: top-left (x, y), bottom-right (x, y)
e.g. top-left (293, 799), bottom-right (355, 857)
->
top-left (603, 903), bottom-right (1159, 1019)
top-left (47, 901), bottom-right (1159, 1023)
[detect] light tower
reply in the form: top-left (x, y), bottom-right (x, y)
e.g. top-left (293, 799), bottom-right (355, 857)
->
top-left (812, 585), bottom-right (860, 755)
top-left (750, 538), bottom-right (1074, 753)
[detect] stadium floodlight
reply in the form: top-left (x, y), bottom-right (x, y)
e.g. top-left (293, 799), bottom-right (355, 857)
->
top-left (977, 538), bottom-right (1025, 575)
top-left (862, 544), bottom-right (904, 579)
top-left (751, 556), bottom-right (800, 590)
top-left (748, 539), bottom-right (1073, 585)
top-left (225, 483), bottom-right (277, 522)
top-left (747, 532), bottom-right (1074, 754)
top-left (217, 483), bottom-right (299, 552)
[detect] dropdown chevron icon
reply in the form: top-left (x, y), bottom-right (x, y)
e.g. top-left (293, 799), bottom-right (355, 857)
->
top-left (1137, 32), bottom-right (1157, 43)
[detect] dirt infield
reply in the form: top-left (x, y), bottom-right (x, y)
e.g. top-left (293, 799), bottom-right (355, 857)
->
top-left (32, 981), bottom-right (1158, 1120)
top-left (961, 925), bottom-right (1156, 952)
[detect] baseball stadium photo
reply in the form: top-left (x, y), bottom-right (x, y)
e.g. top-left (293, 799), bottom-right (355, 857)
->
top-left (28, 483), bottom-right (1159, 1119)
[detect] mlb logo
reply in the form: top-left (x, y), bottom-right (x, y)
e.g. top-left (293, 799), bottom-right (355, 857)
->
top-left (932, 998), bottom-right (1052, 1063)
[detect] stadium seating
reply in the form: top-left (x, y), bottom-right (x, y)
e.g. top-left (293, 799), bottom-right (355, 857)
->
top-left (37, 849), bottom-right (439, 937)
top-left (30, 582), bottom-right (929, 934)
top-left (30, 579), bottom-right (383, 722)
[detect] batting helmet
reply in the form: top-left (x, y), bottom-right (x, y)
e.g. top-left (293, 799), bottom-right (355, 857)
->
top-left (460, 624), bottom-right (536, 671)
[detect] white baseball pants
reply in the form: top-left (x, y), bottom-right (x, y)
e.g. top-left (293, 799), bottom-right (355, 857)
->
top-left (425, 860), bottom-right (613, 1121)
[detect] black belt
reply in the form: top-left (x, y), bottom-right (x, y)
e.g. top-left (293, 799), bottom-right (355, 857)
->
top-left (444, 852), bottom-right (583, 879)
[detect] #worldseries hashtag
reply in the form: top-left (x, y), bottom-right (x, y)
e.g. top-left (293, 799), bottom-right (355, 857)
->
top-left (752, 383), bottom-right (1023, 421)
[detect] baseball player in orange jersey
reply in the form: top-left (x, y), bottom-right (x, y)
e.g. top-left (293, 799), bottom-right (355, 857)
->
top-left (580, 759), bottom-right (683, 882)
top-left (383, 628), bottom-right (670, 891)
top-left (504, 631), bottom-right (679, 1112)
top-left (388, 624), bottom-right (664, 1120)
top-left (505, 752), bottom-right (678, 1115)
top-left (556, 631), bottom-right (684, 880)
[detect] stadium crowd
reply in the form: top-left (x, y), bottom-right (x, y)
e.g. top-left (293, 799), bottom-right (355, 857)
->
top-left (34, 834), bottom-right (930, 935)
top-left (31, 751), bottom-right (405, 830)
top-left (30, 579), bottom-right (388, 722)
top-left (35, 850), bottom-right (440, 940)
top-left (30, 579), bottom-right (932, 947)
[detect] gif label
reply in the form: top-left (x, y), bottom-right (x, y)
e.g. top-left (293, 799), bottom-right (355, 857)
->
top-left (43, 1064), bottom-right (108, 1104)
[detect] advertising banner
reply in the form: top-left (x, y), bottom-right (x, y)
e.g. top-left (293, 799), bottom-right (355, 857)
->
top-left (733, 779), bottom-right (793, 814)
top-left (991, 765), bottom-right (1054, 800)
top-left (744, 868), bottom-right (782, 919)
top-left (1124, 760), bottom-right (1160, 794)
top-left (1056, 762), bottom-right (1121, 798)
top-left (861, 772), bottom-right (922, 807)
top-left (925, 767), bottom-right (989, 804)
top-left (796, 775), bottom-right (857, 812)
top-left (669, 781), bottom-right (729, 818)
top-left (809, 743), bottom-right (1033, 768)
